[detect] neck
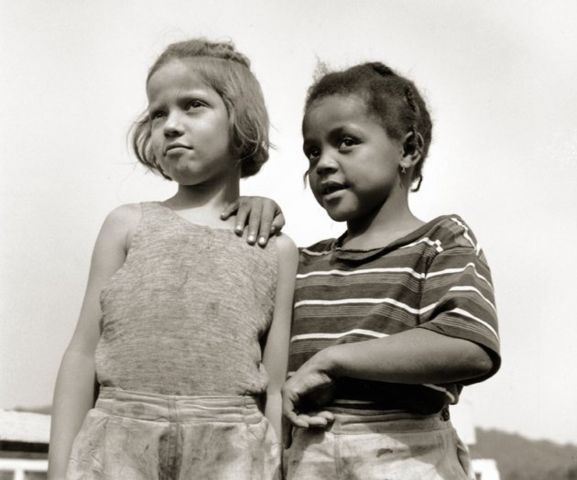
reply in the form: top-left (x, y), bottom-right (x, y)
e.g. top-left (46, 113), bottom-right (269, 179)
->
top-left (345, 185), bottom-right (423, 249)
top-left (167, 171), bottom-right (240, 218)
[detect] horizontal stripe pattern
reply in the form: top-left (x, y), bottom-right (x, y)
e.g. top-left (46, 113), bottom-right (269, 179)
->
top-left (290, 214), bottom-right (500, 413)
top-left (291, 329), bottom-right (388, 342)
top-left (297, 266), bottom-right (427, 280)
top-left (295, 297), bottom-right (438, 315)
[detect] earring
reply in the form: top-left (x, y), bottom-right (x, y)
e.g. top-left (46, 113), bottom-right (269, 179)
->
top-left (400, 166), bottom-right (407, 175)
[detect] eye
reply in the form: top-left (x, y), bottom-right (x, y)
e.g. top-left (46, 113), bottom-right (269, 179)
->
top-left (184, 99), bottom-right (206, 110)
top-left (149, 109), bottom-right (166, 121)
top-left (304, 146), bottom-right (321, 163)
top-left (338, 135), bottom-right (359, 151)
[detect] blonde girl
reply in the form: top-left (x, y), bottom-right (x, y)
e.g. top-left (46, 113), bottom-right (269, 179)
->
top-left (48, 39), bottom-right (297, 480)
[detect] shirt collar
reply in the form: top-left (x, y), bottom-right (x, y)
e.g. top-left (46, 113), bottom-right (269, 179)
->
top-left (331, 215), bottom-right (451, 262)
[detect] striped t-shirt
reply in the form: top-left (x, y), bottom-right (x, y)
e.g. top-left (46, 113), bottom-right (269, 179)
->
top-left (289, 215), bottom-right (500, 414)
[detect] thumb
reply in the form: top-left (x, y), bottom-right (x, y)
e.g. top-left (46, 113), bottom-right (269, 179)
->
top-left (220, 199), bottom-right (239, 219)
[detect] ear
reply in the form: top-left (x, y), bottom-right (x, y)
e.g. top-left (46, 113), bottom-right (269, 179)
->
top-left (400, 130), bottom-right (424, 170)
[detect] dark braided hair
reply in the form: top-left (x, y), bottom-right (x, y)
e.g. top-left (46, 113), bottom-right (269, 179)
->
top-left (304, 62), bottom-right (432, 191)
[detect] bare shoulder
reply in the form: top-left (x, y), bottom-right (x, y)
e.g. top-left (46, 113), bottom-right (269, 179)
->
top-left (274, 233), bottom-right (298, 257)
top-left (104, 203), bottom-right (141, 227)
top-left (99, 203), bottom-right (142, 250)
top-left (274, 233), bottom-right (299, 269)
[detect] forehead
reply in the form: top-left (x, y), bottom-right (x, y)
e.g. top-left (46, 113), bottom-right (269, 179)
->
top-left (303, 94), bottom-right (373, 135)
top-left (146, 59), bottom-right (216, 100)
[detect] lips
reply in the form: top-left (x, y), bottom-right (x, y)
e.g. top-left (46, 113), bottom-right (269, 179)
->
top-left (164, 144), bottom-right (192, 154)
top-left (319, 180), bottom-right (347, 196)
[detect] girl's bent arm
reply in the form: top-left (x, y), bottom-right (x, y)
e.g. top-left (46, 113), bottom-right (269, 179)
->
top-left (262, 234), bottom-right (298, 439)
top-left (311, 328), bottom-right (494, 385)
top-left (297, 243), bottom-right (499, 388)
top-left (282, 329), bottom-right (493, 427)
top-left (48, 204), bottom-right (139, 480)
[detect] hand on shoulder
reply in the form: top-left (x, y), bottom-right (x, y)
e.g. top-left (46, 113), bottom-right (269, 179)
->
top-left (221, 196), bottom-right (285, 246)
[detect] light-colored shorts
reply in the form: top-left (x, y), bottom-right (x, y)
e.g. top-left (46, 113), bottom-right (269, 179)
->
top-left (283, 408), bottom-right (472, 480)
top-left (66, 387), bottom-right (280, 480)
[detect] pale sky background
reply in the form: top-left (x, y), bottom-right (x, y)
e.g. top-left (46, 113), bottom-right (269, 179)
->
top-left (1, 0), bottom-right (576, 446)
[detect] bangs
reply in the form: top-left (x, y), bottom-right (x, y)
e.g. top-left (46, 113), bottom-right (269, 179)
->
top-left (134, 49), bottom-right (269, 179)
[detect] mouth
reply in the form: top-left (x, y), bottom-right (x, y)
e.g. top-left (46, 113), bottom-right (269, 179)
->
top-left (319, 180), bottom-right (347, 197)
top-left (164, 144), bottom-right (192, 154)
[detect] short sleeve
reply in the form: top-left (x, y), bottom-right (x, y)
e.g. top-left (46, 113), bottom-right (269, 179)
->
top-left (417, 246), bottom-right (501, 382)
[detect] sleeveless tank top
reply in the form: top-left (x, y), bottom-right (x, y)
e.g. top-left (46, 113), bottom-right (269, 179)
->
top-left (95, 202), bottom-right (279, 396)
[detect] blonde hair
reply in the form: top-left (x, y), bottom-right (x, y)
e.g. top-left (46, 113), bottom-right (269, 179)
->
top-left (131, 38), bottom-right (269, 179)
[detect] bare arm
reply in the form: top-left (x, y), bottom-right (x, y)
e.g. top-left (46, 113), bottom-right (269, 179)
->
top-left (283, 329), bottom-right (493, 428)
top-left (308, 328), bottom-right (491, 384)
top-left (261, 234), bottom-right (298, 439)
top-left (48, 205), bottom-right (138, 480)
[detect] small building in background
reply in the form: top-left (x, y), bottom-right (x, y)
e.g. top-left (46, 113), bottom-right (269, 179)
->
top-left (451, 400), bottom-right (501, 480)
top-left (0, 410), bottom-right (49, 480)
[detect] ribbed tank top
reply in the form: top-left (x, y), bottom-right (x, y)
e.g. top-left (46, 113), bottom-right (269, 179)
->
top-left (95, 202), bottom-right (279, 396)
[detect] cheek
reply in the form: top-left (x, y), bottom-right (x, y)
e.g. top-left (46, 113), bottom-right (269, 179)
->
top-left (307, 174), bottom-right (321, 198)
top-left (200, 119), bottom-right (231, 151)
top-left (149, 129), bottom-right (163, 151)
top-left (219, 121), bottom-right (234, 153)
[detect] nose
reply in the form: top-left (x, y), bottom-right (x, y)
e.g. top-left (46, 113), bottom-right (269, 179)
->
top-left (163, 110), bottom-right (184, 138)
top-left (314, 150), bottom-right (339, 177)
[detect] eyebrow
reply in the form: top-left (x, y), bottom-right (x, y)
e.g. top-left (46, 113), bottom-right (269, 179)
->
top-left (303, 125), bottom-right (351, 143)
top-left (148, 86), bottom-right (214, 101)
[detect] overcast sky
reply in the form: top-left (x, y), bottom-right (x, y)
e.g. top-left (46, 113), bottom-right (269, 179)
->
top-left (1, 0), bottom-right (576, 445)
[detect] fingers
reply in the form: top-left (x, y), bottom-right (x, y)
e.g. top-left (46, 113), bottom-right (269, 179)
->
top-left (285, 409), bottom-right (309, 429)
top-left (313, 410), bottom-right (335, 424)
top-left (285, 411), bottom-right (334, 429)
top-left (283, 390), bottom-right (334, 430)
top-left (300, 412), bottom-right (333, 428)
top-left (226, 197), bottom-right (283, 245)
top-left (283, 394), bottom-right (309, 428)
top-left (246, 200), bottom-right (263, 245)
top-left (220, 200), bottom-right (239, 221)
top-left (233, 201), bottom-right (252, 237)
top-left (257, 201), bottom-right (276, 246)
top-left (270, 213), bottom-right (286, 238)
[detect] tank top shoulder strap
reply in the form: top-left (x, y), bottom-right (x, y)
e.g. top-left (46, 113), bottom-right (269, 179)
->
top-left (137, 201), bottom-right (179, 229)
top-left (125, 202), bottom-right (174, 255)
top-left (140, 201), bottom-right (164, 221)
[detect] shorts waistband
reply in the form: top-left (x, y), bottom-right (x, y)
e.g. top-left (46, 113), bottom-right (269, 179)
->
top-left (95, 387), bottom-right (263, 424)
top-left (325, 407), bottom-right (450, 435)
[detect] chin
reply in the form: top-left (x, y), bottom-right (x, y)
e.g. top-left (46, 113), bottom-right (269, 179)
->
top-left (167, 168), bottom-right (207, 184)
top-left (324, 208), bottom-right (353, 223)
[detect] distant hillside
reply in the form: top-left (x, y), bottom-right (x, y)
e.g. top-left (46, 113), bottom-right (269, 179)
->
top-left (471, 428), bottom-right (577, 480)
top-left (14, 405), bottom-right (51, 415)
